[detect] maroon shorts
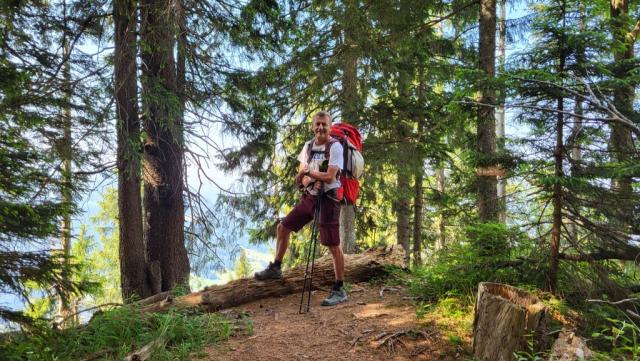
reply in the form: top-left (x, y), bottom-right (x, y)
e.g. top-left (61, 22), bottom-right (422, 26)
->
top-left (281, 193), bottom-right (341, 247)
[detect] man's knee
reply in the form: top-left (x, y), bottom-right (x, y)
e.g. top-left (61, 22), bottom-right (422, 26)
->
top-left (328, 245), bottom-right (342, 256)
top-left (277, 222), bottom-right (291, 237)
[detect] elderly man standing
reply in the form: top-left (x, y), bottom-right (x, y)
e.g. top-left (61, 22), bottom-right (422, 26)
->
top-left (254, 111), bottom-right (347, 306)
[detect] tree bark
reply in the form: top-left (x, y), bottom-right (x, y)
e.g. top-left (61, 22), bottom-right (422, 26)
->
top-left (435, 167), bottom-right (447, 250)
top-left (339, 0), bottom-right (360, 254)
top-left (413, 166), bottom-right (423, 266)
top-left (548, 94), bottom-right (564, 294)
top-left (395, 67), bottom-right (412, 263)
top-left (56, 4), bottom-right (74, 324)
top-left (142, 246), bottom-right (405, 313)
top-left (340, 205), bottom-right (357, 254)
top-left (477, 0), bottom-right (498, 222)
top-left (496, 0), bottom-right (507, 223)
top-left (473, 283), bottom-right (547, 361)
top-left (340, 0), bottom-right (360, 124)
top-left (396, 172), bottom-right (411, 264)
top-left (547, 3), bottom-right (566, 294)
top-left (567, 1), bottom-right (586, 243)
top-left (115, 0), bottom-right (152, 300)
top-left (140, 0), bottom-right (190, 293)
top-left (609, 0), bottom-right (636, 230)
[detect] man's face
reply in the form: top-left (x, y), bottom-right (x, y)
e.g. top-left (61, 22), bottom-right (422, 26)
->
top-left (312, 116), bottom-right (331, 143)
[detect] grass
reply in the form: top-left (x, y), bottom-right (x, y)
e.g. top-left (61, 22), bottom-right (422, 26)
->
top-left (0, 304), bottom-right (233, 361)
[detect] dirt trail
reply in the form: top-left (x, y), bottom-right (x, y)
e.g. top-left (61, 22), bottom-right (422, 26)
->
top-left (197, 282), bottom-right (464, 361)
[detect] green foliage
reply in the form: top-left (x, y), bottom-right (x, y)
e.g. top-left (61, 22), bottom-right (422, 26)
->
top-left (591, 318), bottom-right (640, 360)
top-left (88, 187), bottom-right (122, 305)
top-left (581, 303), bottom-right (640, 360)
top-left (0, 306), bottom-right (232, 361)
top-left (234, 248), bottom-right (253, 279)
top-left (405, 224), bottom-right (543, 302)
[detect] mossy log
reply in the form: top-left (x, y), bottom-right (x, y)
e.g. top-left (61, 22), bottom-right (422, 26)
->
top-left (472, 282), bottom-right (548, 361)
top-left (141, 246), bottom-right (405, 313)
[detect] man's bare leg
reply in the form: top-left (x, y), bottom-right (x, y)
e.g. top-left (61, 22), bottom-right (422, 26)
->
top-left (327, 245), bottom-right (344, 281)
top-left (322, 245), bottom-right (348, 306)
top-left (275, 223), bottom-right (292, 262)
top-left (255, 223), bottom-right (291, 280)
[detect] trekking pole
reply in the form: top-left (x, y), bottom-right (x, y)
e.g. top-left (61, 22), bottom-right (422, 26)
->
top-left (299, 186), bottom-right (323, 314)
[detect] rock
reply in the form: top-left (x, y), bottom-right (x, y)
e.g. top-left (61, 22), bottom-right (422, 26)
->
top-left (548, 331), bottom-right (593, 361)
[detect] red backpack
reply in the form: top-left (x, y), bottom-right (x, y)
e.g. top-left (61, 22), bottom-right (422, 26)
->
top-left (331, 123), bottom-right (364, 205)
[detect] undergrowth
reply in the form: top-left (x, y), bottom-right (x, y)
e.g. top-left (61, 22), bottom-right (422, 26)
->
top-left (385, 223), bottom-right (640, 360)
top-left (0, 304), bottom-right (232, 360)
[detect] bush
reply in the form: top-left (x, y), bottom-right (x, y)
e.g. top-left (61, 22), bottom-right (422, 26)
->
top-left (404, 223), bottom-right (544, 303)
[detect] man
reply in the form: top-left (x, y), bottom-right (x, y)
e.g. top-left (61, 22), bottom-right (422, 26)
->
top-left (255, 111), bottom-right (347, 306)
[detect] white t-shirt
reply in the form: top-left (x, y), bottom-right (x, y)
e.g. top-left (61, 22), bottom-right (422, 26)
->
top-left (297, 139), bottom-right (343, 194)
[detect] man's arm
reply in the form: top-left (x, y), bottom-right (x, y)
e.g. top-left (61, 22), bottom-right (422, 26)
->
top-left (305, 165), bottom-right (339, 183)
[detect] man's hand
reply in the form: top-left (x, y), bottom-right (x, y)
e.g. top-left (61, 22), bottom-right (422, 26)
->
top-left (302, 176), bottom-right (313, 187)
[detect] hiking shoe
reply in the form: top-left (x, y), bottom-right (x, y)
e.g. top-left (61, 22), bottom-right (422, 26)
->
top-left (321, 289), bottom-right (348, 306)
top-left (254, 262), bottom-right (283, 280)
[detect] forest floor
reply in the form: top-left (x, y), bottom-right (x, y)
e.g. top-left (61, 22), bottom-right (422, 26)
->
top-left (196, 282), bottom-right (471, 361)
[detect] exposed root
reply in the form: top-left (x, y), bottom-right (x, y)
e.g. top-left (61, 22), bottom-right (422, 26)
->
top-left (374, 329), bottom-right (436, 352)
top-left (350, 329), bottom-right (374, 348)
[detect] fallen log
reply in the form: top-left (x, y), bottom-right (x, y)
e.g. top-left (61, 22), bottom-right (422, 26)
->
top-left (142, 246), bottom-right (405, 313)
top-left (472, 282), bottom-right (548, 361)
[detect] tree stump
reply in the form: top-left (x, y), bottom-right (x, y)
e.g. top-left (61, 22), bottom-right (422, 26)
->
top-left (472, 282), bottom-right (547, 361)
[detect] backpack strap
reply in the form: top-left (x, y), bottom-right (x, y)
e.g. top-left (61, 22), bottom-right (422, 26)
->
top-left (305, 139), bottom-right (314, 164)
top-left (324, 137), bottom-right (339, 159)
top-left (325, 138), bottom-right (341, 179)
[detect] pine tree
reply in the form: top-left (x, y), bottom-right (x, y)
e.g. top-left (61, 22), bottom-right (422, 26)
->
top-left (234, 249), bottom-right (253, 279)
top-left (0, 0), bottom-right (106, 323)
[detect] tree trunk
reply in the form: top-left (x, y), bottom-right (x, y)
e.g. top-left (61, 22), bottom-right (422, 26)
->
top-left (413, 78), bottom-right (426, 265)
top-left (435, 167), bottom-right (446, 250)
top-left (473, 283), bottom-right (547, 361)
top-left (142, 246), bottom-right (405, 313)
top-left (609, 0), bottom-right (636, 230)
top-left (56, 5), bottom-right (73, 324)
top-left (413, 167), bottom-right (423, 266)
top-left (477, 0), bottom-right (498, 222)
top-left (115, 0), bottom-right (152, 301)
top-left (395, 67), bottom-right (412, 263)
top-left (496, 0), bottom-right (507, 223)
top-left (340, 205), bottom-right (357, 254)
top-left (396, 173), bottom-right (411, 264)
top-left (567, 1), bottom-right (586, 244)
top-left (547, 4), bottom-right (567, 294)
top-left (548, 92), bottom-right (564, 295)
top-left (340, 0), bottom-right (360, 124)
top-left (339, 0), bottom-right (360, 254)
top-left (140, 0), bottom-right (190, 293)
top-left (567, 98), bottom-right (582, 243)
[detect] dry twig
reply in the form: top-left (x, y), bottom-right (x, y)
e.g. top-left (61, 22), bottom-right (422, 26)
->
top-left (379, 286), bottom-right (399, 298)
top-left (587, 298), bottom-right (639, 306)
